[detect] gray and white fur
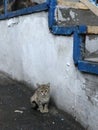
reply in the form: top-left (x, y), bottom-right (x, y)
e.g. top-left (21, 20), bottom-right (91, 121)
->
top-left (30, 83), bottom-right (50, 113)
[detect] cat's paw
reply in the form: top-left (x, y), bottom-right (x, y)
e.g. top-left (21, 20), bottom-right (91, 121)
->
top-left (38, 106), bottom-right (44, 113)
top-left (39, 109), bottom-right (44, 113)
top-left (31, 101), bottom-right (38, 109)
top-left (39, 108), bottom-right (49, 113)
top-left (43, 108), bottom-right (49, 113)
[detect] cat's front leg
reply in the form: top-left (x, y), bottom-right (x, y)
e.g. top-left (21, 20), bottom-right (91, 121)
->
top-left (43, 104), bottom-right (49, 113)
top-left (38, 104), bottom-right (44, 113)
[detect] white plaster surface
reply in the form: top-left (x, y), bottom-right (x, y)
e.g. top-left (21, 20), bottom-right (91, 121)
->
top-left (0, 12), bottom-right (98, 130)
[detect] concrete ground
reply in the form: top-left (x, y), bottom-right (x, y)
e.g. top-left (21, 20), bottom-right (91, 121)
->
top-left (0, 72), bottom-right (85, 130)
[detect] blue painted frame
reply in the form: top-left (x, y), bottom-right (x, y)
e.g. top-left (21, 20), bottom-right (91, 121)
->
top-left (73, 29), bottom-right (98, 75)
top-left (48, 0), bottom-right (74, 35)
top-left (0, 0), bottom-right (49, 20)
top-left (48, 0), bottom-right (88, 35)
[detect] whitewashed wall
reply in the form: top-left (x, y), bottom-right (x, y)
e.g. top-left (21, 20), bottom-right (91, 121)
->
top-left (0, 12), bottom-right (98, 130)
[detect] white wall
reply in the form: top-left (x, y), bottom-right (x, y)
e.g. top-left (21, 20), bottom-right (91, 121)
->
top-left (0, 12), bottom-right (98, 130)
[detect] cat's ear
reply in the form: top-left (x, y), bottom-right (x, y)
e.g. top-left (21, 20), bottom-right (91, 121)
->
top-left (36, 83), bottom-right (40, 87)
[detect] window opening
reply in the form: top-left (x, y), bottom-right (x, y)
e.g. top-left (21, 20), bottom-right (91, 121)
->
top-left (84, 35), bottom-right (98, 62)
top-left (73, 30), bottom-right (98, 75)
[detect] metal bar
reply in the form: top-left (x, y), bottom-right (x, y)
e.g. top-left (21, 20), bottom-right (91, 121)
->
top-left (4, 0), bottom-right (8, 15)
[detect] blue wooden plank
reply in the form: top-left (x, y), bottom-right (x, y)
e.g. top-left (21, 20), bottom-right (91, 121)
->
top-left (78, 60), bottom-right (98, 75)
top-left (52, 25), bottom-right (74, 35)
top-left (75, 25), bottom-right (87, 34)
top-left (73, 32), bottom-right (85, 65)
top-left (48, 0), bottom-right (57, 29)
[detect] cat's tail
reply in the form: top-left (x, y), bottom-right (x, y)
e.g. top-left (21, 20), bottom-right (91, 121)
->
top-left (30, 95), bottom-right (38, 109)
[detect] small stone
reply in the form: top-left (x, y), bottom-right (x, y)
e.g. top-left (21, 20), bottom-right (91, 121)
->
top-left (14, 110), bottom-right (23, 114)
top-left (61, 118), bottom-right (64, 121)
top-left (52, 121), bottom-right (55, 124)
top-left (66, 63), bottom-right (70, 67)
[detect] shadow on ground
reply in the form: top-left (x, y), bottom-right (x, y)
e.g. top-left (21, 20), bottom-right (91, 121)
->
top-left (0, 72), bottom-right (85, 130)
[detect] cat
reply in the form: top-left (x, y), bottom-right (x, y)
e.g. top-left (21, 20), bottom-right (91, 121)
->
top-left (30, 83), bottom-right (50, 113)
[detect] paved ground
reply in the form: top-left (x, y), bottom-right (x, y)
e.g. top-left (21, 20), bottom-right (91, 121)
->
top-left (0, 72), bottom-right (85, 130)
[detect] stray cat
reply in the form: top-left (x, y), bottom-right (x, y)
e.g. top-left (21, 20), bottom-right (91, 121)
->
top-left (30, 83), bottom-right (50, 113)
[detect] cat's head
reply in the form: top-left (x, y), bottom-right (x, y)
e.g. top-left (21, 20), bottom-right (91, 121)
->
top-left (36, 83), bottom-right (50, 96)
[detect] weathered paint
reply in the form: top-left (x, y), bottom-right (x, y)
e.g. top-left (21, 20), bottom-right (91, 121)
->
top-left (0, 1), bottom-right (98, 130)
top-left (0, 12), bottom-right (98, 130)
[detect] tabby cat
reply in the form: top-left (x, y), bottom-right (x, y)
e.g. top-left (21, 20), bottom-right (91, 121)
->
top-left (30, 83), bottom-right (50, 113)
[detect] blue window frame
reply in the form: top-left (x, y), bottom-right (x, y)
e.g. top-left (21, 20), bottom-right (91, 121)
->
top-left (48, 0), bottom-right (75, 35)
top-left (48, 0), bottom-right (88, 35)
top-left (73, 27), bottom-right (98, 75)
top-left (0, 0), bottom-right (49, 20)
